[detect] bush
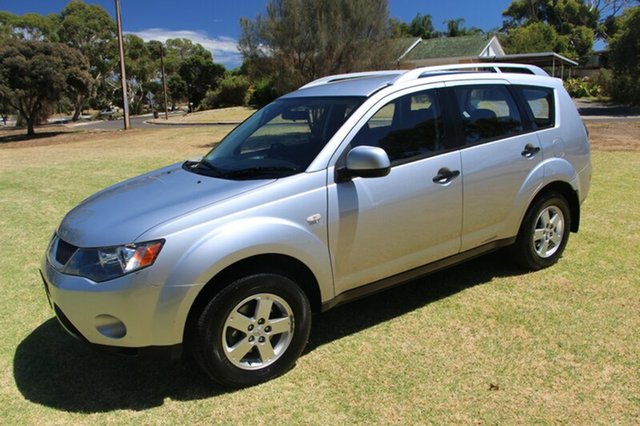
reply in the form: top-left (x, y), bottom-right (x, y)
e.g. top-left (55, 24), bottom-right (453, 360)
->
top-left (607, 74), bottom-right (640, 106)
top-left (202, 75), bottom-right (251, 109)
top-left (249, 78), bottom-right (279, 108)
top-left (591, 69), bottom-right (640, 106)
top-left (564, 77), bottom-right (602, 98)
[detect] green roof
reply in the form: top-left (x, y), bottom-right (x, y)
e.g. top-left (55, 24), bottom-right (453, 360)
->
top-left (404, 35), bottom-right (491, 60)
top-left (389, 37), bottom-right (421, 59)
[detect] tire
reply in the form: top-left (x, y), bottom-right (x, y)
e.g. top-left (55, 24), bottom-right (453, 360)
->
top-left (190, 272), bottom-right (311, 387)
top-left (512, 192), bottom-right (571, 270)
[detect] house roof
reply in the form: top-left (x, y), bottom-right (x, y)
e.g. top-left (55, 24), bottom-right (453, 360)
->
top-left (403, 35), bottom-right (494, 61)
top-left (393, 37), bottom-right (422, 61)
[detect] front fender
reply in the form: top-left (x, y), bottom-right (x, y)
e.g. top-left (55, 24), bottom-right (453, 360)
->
top-left (174, 216), bottom-right (332, 293)
top-left (157, 216), bottom-right (333, 345)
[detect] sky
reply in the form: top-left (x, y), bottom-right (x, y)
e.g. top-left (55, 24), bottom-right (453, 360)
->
top-left (0, 0), bottom-right (513, 68)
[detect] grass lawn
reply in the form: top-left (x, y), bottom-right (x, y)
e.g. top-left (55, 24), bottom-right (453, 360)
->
top-left (0, 122), bottom-right (638, 424)
top-left (150, 106), bottom-right (256, 124)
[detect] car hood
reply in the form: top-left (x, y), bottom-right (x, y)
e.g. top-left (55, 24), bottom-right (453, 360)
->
top-left (57, 162), bottom-right (274, 247)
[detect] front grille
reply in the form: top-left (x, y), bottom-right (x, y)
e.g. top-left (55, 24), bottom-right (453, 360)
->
top-left (55, 238), bottom-right (78, 265)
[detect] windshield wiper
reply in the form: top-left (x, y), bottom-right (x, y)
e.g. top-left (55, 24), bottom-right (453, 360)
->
top-left (184, 159), bottom-right (224, 176)
top-left (220, 166), bottom-right (300, 179)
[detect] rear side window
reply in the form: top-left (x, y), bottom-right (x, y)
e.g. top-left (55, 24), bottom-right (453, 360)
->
top-left (518, 86), bottom-right (555, 129)
top-left (452, 85), bottom-right (523, 145)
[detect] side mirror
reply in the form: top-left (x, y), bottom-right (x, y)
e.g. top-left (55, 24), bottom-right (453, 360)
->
top-left (338, 146), bottom-right (390, 182)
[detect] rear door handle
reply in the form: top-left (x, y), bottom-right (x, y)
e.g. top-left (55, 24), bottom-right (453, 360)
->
top-left (521, 144), bottom-right (541, 158)
top-left (432, 168), bottom-right (460, 184)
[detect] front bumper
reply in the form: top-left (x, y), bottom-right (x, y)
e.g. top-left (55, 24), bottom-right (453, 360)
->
top-left (40, 257), bottom-right (192, 352)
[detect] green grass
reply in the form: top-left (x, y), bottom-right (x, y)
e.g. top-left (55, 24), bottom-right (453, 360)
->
top-left (0, 127), bottom-right (638, 424)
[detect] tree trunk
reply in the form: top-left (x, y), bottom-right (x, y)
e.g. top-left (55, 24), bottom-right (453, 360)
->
top-left (72, 94), bottom-right (85, 121)
top-left (26, 117), bottom-right (35, 135)
top-left (72, 104), bottom-right (82, 121)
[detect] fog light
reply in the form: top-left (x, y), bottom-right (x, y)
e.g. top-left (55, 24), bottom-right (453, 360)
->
top-left (95, 314), bottom-right (127, 339)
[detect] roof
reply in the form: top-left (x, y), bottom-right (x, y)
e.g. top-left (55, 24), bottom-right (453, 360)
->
top-left (392, 37), bottom-right (422, 61)
top-left (483, 52), bottom-right (578, 67)
top-left (284, 63), bottom-right (549, 99)
top-left (403, 35), bottom-right (493, 61)
top-left (282, 74), bottom-right (398, 99)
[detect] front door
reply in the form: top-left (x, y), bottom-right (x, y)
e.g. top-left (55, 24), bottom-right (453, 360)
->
top-left (327, 87), bottom-right (463, 295)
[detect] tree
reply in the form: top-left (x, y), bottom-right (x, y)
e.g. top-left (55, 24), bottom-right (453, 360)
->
top-left (0, 39), bottom-right (91, 135)
top-left (239, 0), bottom-right (394, 95)
top-left (607, 6), bottom-right (640, 104)
top-left (123, 34), bottom-right (153, 114)
top-left (408, 13), bottom-right (438, 39)
top-left (167, 75), bottom-right (188, 108)
top-left (501, 21), bottom-right (567, 54)
top-left (502, 0), bottom-right (599, 58)
top-left (0, 12), bottom-right (60, 42)
top-left (58, 0), bottom-right (117, 120)
top-left (609, 5), bottom-right (640, 73)
top-left (179, 55), bottom-right (225, 109)
top-left (165, 38), bottom-right (213, 72)
top-left (503, 0), bottom-right (599, 30)
top-left (202, 74), bottom-right (251, 108)
top-left (388, 17), bottom-right (410, 38)
top-left (443, 18), bottom-right (483, 37)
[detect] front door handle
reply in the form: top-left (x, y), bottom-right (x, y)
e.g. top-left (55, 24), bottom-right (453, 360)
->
top-left (521, 144), bottom-right (541, 158)
top-left (432, 168), bottom-right (460, 184)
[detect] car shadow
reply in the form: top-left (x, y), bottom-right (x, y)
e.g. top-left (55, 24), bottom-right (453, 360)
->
top-left (13, 319), bottom-right (227, 412)
top-left (305, 251), bottom-right (523, 353)
top-left (14, 251), bottom-right (524, 413)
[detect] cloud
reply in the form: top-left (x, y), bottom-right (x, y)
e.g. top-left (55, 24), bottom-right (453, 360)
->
top-left (128, 28), bottom-right (242, 69)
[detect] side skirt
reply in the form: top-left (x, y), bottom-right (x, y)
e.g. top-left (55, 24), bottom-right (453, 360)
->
top-left (321, 237), bottom-right (516, 312)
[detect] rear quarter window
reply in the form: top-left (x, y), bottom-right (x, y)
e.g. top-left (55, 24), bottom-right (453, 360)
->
top-left (518, 86), bottom-right (555, 129)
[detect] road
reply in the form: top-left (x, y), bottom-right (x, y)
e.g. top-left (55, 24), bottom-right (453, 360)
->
top-left (74, 113), bottom-right (174, 130)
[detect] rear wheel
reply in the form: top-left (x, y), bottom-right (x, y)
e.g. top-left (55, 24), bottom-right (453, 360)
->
top-left (190, 272), bottom-right (311, 387)
top-left (512, 192), bottom-right (571, 270)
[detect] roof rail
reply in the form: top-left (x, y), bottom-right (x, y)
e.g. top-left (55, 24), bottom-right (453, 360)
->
top-left (393, 62), bottom-right (548, 84)
top-left (298, 63), bottom-right (549, 90)
top-left (300, 70), bottom-right (403, 89)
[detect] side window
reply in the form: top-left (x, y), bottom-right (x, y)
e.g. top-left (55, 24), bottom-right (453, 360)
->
top-left (352, 89), bottom-right (445, 165)
top-left (453, 85), bottom-right (523, 145)
top-left (519, 86), bottom-right (555, 129)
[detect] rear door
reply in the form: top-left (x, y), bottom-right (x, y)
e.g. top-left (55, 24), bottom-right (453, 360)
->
top-left (447, 82), bottom-right (544, 251)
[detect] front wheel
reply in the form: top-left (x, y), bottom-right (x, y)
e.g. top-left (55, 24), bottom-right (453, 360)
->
top-left (190, 272), bottom-right (311, 387)
top-left (512, 192), bottom-right (571, 270)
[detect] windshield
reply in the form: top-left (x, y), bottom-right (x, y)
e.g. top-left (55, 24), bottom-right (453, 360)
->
top-left (187, 96), bottom-right (364, 180)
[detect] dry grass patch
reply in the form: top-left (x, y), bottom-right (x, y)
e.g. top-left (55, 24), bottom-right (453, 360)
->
top-left (585, 120), bottom-right (640, 152)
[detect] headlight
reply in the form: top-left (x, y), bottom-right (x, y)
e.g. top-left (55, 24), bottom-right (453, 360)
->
top-left (63, 240), bottom-right (164, 282)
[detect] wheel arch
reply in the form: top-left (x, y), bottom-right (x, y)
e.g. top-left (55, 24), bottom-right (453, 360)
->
top-left (533, 181), bottom-right (580, 232)
top-left (184, 253), bottom-right (322, 344)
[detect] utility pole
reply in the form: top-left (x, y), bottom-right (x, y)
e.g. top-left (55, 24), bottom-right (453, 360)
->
top-left (115, 0), bottom-right (131, 129)
top-left (160, 44), bottom-right (169, 120)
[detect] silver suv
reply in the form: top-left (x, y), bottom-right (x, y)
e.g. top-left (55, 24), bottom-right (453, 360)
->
top-left (41, 63), bottom-right (591, 387)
